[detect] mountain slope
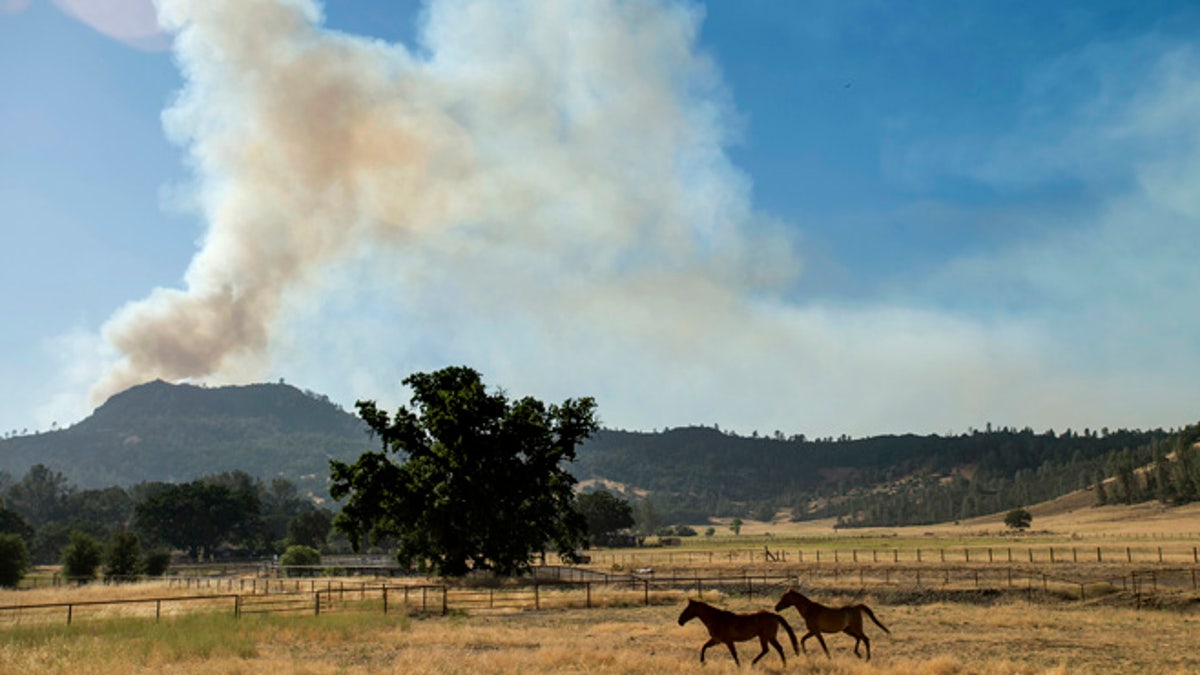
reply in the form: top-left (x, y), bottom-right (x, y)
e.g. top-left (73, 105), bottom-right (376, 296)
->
top-left (0, 380), bottom-right (375, 494)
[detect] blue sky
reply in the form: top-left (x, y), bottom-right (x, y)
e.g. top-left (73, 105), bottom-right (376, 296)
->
top-left (2, 0), bottom-right (1198, 438)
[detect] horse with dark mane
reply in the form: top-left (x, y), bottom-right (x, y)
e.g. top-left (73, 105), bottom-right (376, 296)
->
top-left (677, 598), bottom-right (799, 666)
top-left (774, 588), bottom-right (890, 661)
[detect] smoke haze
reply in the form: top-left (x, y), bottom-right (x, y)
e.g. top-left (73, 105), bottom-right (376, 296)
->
top-left (93, 0), bottom-right (797, 404)
top-left (83, 0), bottom-right (1200, 437)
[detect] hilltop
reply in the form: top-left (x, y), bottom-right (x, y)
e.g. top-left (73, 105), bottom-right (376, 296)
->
top-left (0, 380), bottom-right (375, 495)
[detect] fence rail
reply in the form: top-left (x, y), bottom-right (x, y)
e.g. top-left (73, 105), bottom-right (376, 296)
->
top-left (3, 563), bottom-right (1197, 628)
top-left (588, 543), bottom-right (1200, 567)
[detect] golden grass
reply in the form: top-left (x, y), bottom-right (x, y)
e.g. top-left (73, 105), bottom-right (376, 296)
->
top-left (3, 495), bottom-right (1198, 673)
top-left (2, 597), bottom-right (1198, 674)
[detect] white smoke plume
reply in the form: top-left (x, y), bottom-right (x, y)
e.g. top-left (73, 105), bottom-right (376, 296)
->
top-left (92, 0), bottom-right (796, 404)
top-left (88, 0), bottom-right (1198, 437)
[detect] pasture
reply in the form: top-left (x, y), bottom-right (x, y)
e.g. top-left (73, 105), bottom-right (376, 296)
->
top-left (2, 500), bottom-right (1198, 673)
top-left (2, 593), bottom-right (1198, 673)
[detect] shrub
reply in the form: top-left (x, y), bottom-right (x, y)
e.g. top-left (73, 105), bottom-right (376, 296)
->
top-left (0, 533), bottom-right (31, 588)
top-left (104, 531), bottom-right (143, 581)
top-left (280, 545), bottom-right (321, 576)
top-left (1004, 508), bottom-right (1033, 530)
top-left (143, 550), bottom-right (172, 577)
top-left (61, 531), bottom-right (104, 583)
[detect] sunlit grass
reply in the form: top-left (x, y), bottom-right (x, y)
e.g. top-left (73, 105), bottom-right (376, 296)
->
top-left (2, 591), bottom-right (1198, 673)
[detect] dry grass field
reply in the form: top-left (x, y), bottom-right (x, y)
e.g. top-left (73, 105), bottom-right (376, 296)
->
top-left (1, 594), bottom-right (1198, 674)
top-left (1, 498), bottom-right (1197, 674)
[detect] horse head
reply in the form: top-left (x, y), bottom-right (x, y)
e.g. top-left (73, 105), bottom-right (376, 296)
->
top-left (775, 587), bottom-right (810, 612)
top-left (678, 598), bottom-right (701, 625)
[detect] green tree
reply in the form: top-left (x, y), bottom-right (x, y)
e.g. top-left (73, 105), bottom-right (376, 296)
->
top-left (0, 533), bottom-right (31, 588)
top-left (634, 498), bottom-right (663, 536)
top-left (729, 517), bottom-right (743, 535)
top-left (286, 508), bottom-right (333, 550)
top-left (0, 505), bottom-right (33, 545)
top-left (330, 367), bottom-right (597, 576)
top-left (142, 550), bottom-right (172, 577)
top-left (1004, 508), bottom-right (1033, 530)
top-left (279, 544), bottom-right (321, 577)
top-left (65, 487), bottom-right (134, 542)
top-left (61, 530), bottom-right (103, 583)
top-left (576, 491), bottom-right (635, 546)
top-left (1094, 472), bottom-right (1109, 505)
top-left (133, 479), bottom-right (260, 561)
top-left (5, 464), bottom-right (73, 528)
top-left (103, 531), bottom-right (142, 581)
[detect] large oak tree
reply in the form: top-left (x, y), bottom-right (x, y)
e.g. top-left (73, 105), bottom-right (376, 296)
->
top-left (330, 367), bottom-right (597, 576)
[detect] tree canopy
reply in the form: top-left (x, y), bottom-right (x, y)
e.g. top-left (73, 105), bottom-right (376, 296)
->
top-left (576, 490), bottom-right (635, 546)
top-left (1004, 508), bottom-right (1033, 530)
top-left (132, 475), bottom-right (263, 561)
top-left (330, 367), bottom-right (598, 576)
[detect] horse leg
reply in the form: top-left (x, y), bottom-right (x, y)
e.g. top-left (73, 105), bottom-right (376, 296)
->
top-left (768, 636), bottom-right (787, 666)
top-left (862, 634), bottom-right (871, 661)
top-left (751, 636), bottom-right (771, 665)
top-left (800, 632), bottom-right (814, 654)
top-left (699, 638), bottom-right (719, 663)
top-left (846, 630), bottom-right (862, 658)
top-left (724, 641), bottom-right (740, 667)
top-left (815, 632), bottom-right (831, 659)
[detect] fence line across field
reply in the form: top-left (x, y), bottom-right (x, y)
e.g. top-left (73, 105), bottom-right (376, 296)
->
top-left (585, 543), bottom-right (1200, 567)
top-left (2, 563), bottom-right (1197, 628)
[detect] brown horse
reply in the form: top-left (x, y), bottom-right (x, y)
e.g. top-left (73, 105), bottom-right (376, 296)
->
top-left (774, 588), bottom-right (890, 661)
top-left (677, 598), bottom-right (799, 666)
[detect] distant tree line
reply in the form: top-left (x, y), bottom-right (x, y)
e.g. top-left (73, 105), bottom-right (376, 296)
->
top-left (1093, 425), bottom-right (1200, 506)
top-left (574, 424), bottom-right (1182, 527)
top-left (832, 424), bottom-right (1200, 528)
top-left (0, 465), bottom-right (336, 588)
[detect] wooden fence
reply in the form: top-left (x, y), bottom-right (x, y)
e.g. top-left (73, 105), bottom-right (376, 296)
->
top-left (3, 563), bottom-right (1197, 628)
top-left (589, 543), bottom-right (1200, 567)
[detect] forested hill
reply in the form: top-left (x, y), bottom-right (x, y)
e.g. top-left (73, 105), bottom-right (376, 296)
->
top-left (573, 424), bottom-right (1190, 525)
top-left (2, 380), bottom-right (1192, 526)
top-left (0, 380), bottom-right (375, 495)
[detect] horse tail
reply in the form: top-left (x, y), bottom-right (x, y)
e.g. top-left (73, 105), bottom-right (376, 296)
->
top-left (775, 613), bottom-right (800, 654)
top-left (859, 605), bottom-right (890, 633)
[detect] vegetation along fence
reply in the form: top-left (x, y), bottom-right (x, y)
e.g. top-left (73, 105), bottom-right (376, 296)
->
top-left (2, 562), bottom-right (1197, 628)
